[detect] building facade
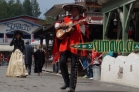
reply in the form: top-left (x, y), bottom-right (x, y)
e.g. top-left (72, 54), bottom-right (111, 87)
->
top-left (0, 15), bottom-right (43, 64)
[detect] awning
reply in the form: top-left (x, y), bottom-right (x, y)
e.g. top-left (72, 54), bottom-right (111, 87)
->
top-left (32, 24), bottom-right (54, 35)
top-left (0, 45), bottom-right (14, 51)
top-left (32, 27), bottom-right (43, 34)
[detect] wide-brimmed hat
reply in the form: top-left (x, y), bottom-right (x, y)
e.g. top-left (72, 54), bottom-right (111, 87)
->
top-left (62, 3), bottom-right (87, 13)
top-left (14, 30), bottom-right (23, 37)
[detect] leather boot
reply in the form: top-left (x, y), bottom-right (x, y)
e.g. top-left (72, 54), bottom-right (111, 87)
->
top-left (60, 84), bottom-right (69, 90)
top-left (68, 88), bottom-right (75, 92)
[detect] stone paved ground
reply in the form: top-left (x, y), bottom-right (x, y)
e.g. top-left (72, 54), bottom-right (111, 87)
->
top-left (0, 66), bottom-right (139, 92)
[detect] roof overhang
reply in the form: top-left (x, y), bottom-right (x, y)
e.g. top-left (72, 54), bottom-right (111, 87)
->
top-left (45, 2), bottom-right (85, 16)
top-left (32, 27), bottom-right (43, 34)
top-left (32, 24), bottom-right (54, 35)
top-left (102, 0), bottom-right (138, 13)
top-left (45, 4), bottom-right (65, 16)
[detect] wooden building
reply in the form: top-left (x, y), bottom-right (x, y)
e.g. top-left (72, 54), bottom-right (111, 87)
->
top-left (85, 0), bottom-right (103, 41)
top-left (98, 0), bottom-right (139, 55)
top-left (0, 15), bottom-right (43, 64)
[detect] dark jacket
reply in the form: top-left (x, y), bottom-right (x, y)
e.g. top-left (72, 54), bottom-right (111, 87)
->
top-left (10, 38), bottom-right (25, 53)
top-left (34, 49), bottom-right (45, 73)
top-left (24, 44), bottom-right (34, 65)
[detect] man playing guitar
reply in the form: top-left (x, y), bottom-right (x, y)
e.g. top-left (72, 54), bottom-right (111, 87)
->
top-left (52, 3), bottom-right (90, 92)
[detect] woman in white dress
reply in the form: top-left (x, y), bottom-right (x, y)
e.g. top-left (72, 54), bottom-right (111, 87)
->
top-left (6, 30), bottom-right (28, 77)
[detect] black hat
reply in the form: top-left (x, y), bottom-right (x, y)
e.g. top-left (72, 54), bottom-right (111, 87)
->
top-left (14, 30), bottom-right (23, 37)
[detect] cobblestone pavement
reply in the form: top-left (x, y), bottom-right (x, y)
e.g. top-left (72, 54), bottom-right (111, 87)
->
top-left (0, 66), bottom-right (139, 92)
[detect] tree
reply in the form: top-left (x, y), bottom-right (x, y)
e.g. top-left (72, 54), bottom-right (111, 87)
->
top-left (0, 0), bottom-right (42, 19)
top-left (31, 0), bottom-right (41, 18)
top-left (0, 0), bottom-right (8, 19)
top-left (7, 0), bottom-right (15, 17)
top-left (23, 0), bottom-right (32, 16)
top-left (7, 0), bottom-right (24, 17)
top-left (44, 16), bottom-right (55, 25)
top-left (0, 0), bottom-right (5, 3)
top-left (14, 0), bottom-right (25, 16)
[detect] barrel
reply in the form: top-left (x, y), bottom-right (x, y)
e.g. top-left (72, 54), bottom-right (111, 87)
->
top-left (93, 65), bottom-right (101, 80)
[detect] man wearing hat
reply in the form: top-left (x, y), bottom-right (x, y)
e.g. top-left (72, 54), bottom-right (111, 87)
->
top-left (24, 40), bottom-right (34, 75)
top-left (53, 3), bottom-right (90, 92)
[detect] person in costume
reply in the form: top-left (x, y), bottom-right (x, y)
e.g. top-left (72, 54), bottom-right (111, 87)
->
top-left (24, 40), bottom-right (34, 75)
top-left (34, 45), bottom-right (45, 76)
top-left (6, 30), bottom-right (28, 77)
top-left (52, 3), bottom-right (90, 92)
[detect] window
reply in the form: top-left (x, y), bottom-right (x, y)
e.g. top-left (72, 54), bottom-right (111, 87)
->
top-left (23, 34), bottom-right (31, 39)
top-left (0, 33), bottom-right (4, 38)
top-left (34, 35), bottom-right (40, 40)
top-left (6, 34), bottom-right (13, 38)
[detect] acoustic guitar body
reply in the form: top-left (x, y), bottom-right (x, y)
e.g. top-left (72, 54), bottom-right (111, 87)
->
top-left (56, 21), bottom-right (74, 40)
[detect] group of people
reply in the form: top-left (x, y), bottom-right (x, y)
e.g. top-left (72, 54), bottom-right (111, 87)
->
top-left (6, 30), bottom-right (46, 77)
top-left (4, 2), bottom-right (122, 92)
top-left (80, 50), bottom-right (120, 79)
top-left (51, 3), bottom-right (124, 92)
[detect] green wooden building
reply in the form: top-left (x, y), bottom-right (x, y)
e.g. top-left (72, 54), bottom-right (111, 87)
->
top-left (97, 0), bottom-right (139, 55)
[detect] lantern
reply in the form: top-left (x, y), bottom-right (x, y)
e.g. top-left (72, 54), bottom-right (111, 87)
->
top-left (113, 13), bottom-right (117, 26)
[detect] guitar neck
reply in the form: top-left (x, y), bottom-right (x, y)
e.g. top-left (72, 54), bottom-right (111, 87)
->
top-left (70, 19), bottom-right (85, 27)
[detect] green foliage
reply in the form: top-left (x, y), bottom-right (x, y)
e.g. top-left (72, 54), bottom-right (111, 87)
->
top-left (23, 0), bottom-right (32, 16)
top-left (0, 1), bottom-right (8, 19)
top-left (0, 0), bottom-right (41, 20)
top-left (44, 16), bottom-right (55, 25)
top-left (31, 0), bottom-right (41, 18)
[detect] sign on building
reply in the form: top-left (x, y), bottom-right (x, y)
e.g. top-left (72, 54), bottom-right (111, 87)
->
top-left (0, 19), bottom-right (41, 34)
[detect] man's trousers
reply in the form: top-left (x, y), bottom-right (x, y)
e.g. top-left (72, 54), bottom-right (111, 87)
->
top-left (59, 50), bottom-right (79, 90)
top-left (25, 64), bottom-right (31, 75)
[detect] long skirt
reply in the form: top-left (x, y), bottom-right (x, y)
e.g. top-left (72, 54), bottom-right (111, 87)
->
top-left (6, 49), bottom-right (28, 77)
top-left (34, 60), bottom-right (43, 73)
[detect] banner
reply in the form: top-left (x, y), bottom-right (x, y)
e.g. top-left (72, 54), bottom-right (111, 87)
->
top-left (31, 34), bottom-right (34, 42)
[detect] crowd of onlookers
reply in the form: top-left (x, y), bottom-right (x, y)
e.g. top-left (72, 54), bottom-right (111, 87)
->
top-left (79, 50), bottom-right (122, 79)
top-left (0, 53), bottom-right (10, 66)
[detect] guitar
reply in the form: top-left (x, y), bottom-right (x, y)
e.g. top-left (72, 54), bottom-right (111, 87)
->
top-left (56, 18), bottom-right (87, 40)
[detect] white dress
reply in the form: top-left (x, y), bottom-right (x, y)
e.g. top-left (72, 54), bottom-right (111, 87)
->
top-left (6, 49), bottom-right (28, 77)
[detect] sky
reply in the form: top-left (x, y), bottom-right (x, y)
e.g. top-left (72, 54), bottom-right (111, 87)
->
top-left (20, 0), bottom-right (74, 19)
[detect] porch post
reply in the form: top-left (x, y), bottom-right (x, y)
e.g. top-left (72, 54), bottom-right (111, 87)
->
top-left (103, 12), bottom-right (112, 40)
top-left (3, 33), bottom-right (6, 43)
top-left (40, 37), bottom-right (43, 46)
top-left (44, 33), bottom-right (49, 69)
top-left (45, 33), bottom-right (50, 59)
top-left (117, 2), bottom-right (135, 55)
